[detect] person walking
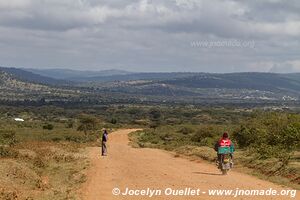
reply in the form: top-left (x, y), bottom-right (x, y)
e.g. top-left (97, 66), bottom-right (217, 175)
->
top-left (101, 129), bottom-right (108, 156)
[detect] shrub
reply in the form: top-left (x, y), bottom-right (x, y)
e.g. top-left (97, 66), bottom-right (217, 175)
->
top-left (191, 128), bottom-right (215, 143)
top-left (43, 124), bottom-right (54, 130)
top-left (280, 124), bottom-right (300, 151)
top-left (165, 118), bottom-right (181, 125)
top-left (149, 109), bottom-right (161, 120)
top-left (139, 130), bottom-right (161, 145)
top-left (233, 126), bottom-right (264, 148)
top-left (0, 146), bottom-right (18, 158)
top-left (110, 118), bottom-right (117, 124)
top-left (0, 130), bottom-right (17, 146)
top-left (178, 126), bottom-right (194, 135)
top-left (65, 135), bottom-right (97, 143)
top-left (51, 137), bottom-right (62, 142)
top-left (77, 114), bottom-right (98, 135)
top-left (66, 120), bottom-right (74, 128)
top-left (149, 121), bottom-right (160, 129)
top-left (233, 113), bottom-right (300, 163)
top-left (149, 109), bottom-right (162, 129)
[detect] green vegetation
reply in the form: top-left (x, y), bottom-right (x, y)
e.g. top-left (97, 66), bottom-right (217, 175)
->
top-left (77, 115), bottom-right (98, 136)
top-left (0, 104), bottom-right (299, 198)
top-left (0, 107), bottom-right (107, 200)
top-left (2, 67), bottom-right (300, 106)
top-left (43, 124), bottom-right (54, 130)
top-left (130, 110), bottom-right (300, 189)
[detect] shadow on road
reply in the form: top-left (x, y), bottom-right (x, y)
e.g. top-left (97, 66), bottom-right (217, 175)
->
top-left (193, 172), bottom-right (222, 176)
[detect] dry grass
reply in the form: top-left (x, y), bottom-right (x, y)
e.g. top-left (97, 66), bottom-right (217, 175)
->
top-left (0, 141), bottom-right (90, 200)
top-left (130, 131), bottom-right (300, 190)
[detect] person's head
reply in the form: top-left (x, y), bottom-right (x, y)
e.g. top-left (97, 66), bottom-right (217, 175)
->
top-left (104, 129), bottom-right (108, 134)
top-left (222, 132), bottom-right (229, 139)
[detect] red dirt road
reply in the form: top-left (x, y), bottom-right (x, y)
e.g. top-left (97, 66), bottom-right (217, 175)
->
top-left (81, 129), bottom-right (297, 200)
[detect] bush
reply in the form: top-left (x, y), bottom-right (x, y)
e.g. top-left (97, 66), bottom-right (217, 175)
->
top-left (77, 114), bottom-right (98, 135)
top-left (191, 127), bottom-right (216, 143)
top-left (233, 113), bottom-right (300, 162)
top-left (149, 109), bottom-right (162, 129)
top-left (178, 126), bottom-right (194, 135)
top-left (43, 124), bottom-right (54, 130)
top-left (0, 146), bottom-right (18, 158)
top-left (280, 124), bottom-right (300, 151)
top-left (51, 137), bottom-right (62, 142)
top-left (110, 118), bottom-right (117, 124)
top-left (66, 120), bottom-right (74, 128)
top-left (65, 135), bottom-right (97, 143)
top-left (0, 130), bottom-right (17, 146)
top-left (138, 130), bottom-right (161, 145)
top-left (233, 126), bottom-right (264, 148)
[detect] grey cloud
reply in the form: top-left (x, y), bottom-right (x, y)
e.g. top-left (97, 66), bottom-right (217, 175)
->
top-left (0, 0), bottom-right (299, 72)
top-left (235, 0), bottom-right (300, 22)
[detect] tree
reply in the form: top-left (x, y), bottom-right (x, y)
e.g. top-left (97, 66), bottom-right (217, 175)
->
top-left (149, 109), bottom-right (162, 129)
top-left (77, 115), bottom-right (98, 136)
top-left (110, 118), bottom-right (117, 124)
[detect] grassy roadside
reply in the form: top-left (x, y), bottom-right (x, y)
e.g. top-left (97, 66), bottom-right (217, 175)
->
top-left (0, 120), bottom-right (102, 200)
top-left (0, 141), bottom-right (92, 200)
top-left (129, 129), bottom-right (300, 190)
top-left (0, 106), bottom-right (141, 200)
top-left (1, 105), bottom-right (299, 198)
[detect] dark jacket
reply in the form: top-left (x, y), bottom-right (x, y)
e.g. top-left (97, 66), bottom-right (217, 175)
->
top-left (102, 133), bottom-right (108, 142)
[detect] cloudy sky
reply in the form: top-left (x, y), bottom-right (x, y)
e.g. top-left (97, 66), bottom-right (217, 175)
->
top-left (0, 0), bottom-right (299, 73)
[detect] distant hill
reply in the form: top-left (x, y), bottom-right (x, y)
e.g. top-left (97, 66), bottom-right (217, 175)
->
top-left (28, 69), bottom-right (300, 95)
top-left (0, 69), bottom-right (83, 102)
top-left (78, 72), bottom-right (300, 94)
top-left (83, 72), bottom-right (300, 101)
top-left (23, 68), bottom-right (199, 82)
top-left (1, 66), bottom-right (300, 104)
top-left (161, 73), bottom-right (300, 93)
top-left (25, 67), bottom-right (300, 98)
top-left (75, 72), bottom-right (199, 82)
top-left (25, 68), bottom-right (133, 80)
top-left (0, 67), bottom-right (69, 86)
top-left (0, 70), bottom-right (49, 91)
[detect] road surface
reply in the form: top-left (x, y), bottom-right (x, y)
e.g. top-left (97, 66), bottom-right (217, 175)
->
top-left (81, 129), bottom-right (297, 200)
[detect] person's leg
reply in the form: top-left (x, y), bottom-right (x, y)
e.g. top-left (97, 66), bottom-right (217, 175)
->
top-left (102, 142), bottom-right (107, 156)
top-left (103, 142), bottom-right (107, 155)
top-left (230, 153), bottom-right (233, 168)
top-left (216, 154), bottom-right (221, 168)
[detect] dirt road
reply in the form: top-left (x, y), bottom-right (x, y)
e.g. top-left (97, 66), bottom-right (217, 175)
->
top-left (81, 129), bottom-right (297, 200)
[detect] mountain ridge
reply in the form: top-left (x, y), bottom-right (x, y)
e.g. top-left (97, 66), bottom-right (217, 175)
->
top-left (0, 67), bottom-right (70, 86)
top-left (1, 66), bottom-right (299, 103)
top-left (25, 68), bottom-right (133, 80)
